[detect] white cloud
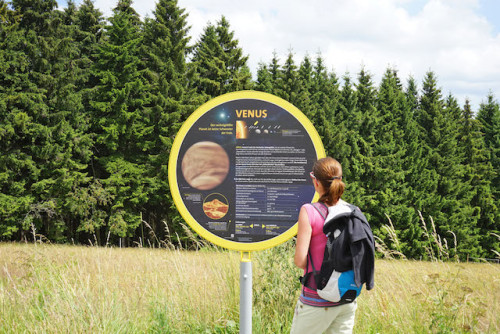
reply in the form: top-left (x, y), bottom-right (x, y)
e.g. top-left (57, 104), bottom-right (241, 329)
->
top-left (210, 0), bottom-right (500, 110)
top-left (64, 0), bottom-right (500, 110)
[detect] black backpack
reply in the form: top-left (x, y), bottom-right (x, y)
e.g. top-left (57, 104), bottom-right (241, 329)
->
top-left (299, 202), bottom-right (363, 304)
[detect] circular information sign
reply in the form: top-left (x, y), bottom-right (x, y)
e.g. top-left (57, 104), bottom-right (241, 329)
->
top-left (168, 91), bottom-right (325, 251)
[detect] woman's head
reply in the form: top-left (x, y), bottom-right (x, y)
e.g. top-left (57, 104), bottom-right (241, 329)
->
top-left (311, 157), bottom-right (345, 205)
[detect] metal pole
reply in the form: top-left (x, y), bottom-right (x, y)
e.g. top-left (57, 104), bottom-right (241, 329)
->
top-left (240, 251), bottom-right (252, 334)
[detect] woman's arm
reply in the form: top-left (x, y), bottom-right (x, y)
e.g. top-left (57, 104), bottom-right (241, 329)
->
top-left (294, 206), bottom-right (312, 269)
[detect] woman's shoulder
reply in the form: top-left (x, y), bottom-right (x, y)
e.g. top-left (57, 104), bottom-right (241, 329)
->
top-left (336, 199), bottom-right (352, 207)
top-left (301, 202), bottom-right (325, 211)
top-left (336, 199), bottom-right (362, 212)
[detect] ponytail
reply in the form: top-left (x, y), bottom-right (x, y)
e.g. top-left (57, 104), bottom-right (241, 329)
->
top-left (313, 157), bottom-right (345, 205)
top-left (319, 178), bottom-right (345, 205)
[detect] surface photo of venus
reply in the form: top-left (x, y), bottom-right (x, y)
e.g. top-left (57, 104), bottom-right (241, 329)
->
top-left (181, 141), bottom-right (230, 191)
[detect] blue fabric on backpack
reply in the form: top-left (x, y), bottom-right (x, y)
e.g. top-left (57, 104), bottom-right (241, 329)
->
top-left (337, 270), bottom-right (362, 299)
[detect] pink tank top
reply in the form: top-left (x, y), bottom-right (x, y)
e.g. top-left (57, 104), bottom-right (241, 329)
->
top-left (299, 202), bottom-right (339, 307)
top-left (303, 203), bottom-right (327, 293)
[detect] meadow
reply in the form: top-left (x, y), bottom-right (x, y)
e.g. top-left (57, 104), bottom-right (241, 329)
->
top-left (0, 242), bottom-right (499, 333)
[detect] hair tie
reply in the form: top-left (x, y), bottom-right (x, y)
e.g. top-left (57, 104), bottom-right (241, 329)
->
top-left (330, 176), bottom-right (342, 181)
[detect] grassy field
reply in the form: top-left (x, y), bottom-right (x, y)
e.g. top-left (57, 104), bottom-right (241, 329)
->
top-left (1, 242), bottom-right (499, 333)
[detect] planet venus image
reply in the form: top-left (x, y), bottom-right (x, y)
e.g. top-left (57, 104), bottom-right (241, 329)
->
top-left (181, 141), bottom-right (230, 190)
top-left (203, 198), bottom-right (229, 219)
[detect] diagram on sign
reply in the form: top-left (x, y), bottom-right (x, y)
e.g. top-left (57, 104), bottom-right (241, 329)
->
top-left (236, 120), bottom-right (283, 139)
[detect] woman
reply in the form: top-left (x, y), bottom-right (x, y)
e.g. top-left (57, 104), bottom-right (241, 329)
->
top-left (291, 157), bottom-right (358, 334)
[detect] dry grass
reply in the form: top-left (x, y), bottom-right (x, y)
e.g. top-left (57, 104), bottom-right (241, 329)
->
top-left (0, 242), bottom-right (499, 333)
top-left (356, 260), bottom-right (500, 333)
top-left (0, 243), bottom-right (239, 333)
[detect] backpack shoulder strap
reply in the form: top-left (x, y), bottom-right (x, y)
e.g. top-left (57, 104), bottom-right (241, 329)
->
top-left (310, 202), bottom-right (328, 221)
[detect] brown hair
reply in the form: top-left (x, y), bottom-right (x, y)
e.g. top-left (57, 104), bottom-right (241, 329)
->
top-left (313, 157), bottom-right (345, 205)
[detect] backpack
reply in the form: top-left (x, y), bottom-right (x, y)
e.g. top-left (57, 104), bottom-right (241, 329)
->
top-left (300, 202), bottom-right (363, 304)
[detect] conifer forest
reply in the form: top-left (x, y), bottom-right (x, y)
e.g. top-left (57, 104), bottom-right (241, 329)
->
top-left (1, 0), bottom-right (499, 260)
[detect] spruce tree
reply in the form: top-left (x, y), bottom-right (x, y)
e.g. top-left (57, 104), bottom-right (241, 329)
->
top-left (310, 54), bottom-right (341, 157)
top-left (476, 94), bottom-right (500, 257)
top-left (403, 76), bottom-right (430, 211)
top-left (277, 51), bottom-right (302, 105)
top-left (191, 24), bottom-right (220, 97)
top-left (447, 96), bottom-right (481, 257)
top-left (142, 0), bottom-right (200, 242)
top-left (0, 0), bottom-right (34, 239)
top-left (405, 76), bottom-right (419, 114)
top-left (89, 0), bottom-right (152, 242)
top-left (335, 74), bottom-right (357, 169)
top-left (477, 94), bottom-right (500, 200)
top-left (0, 0), bottom-right (10, 23)
top-left (255, 62), bottom-right (273, 93)
top-left (460, 100), bottom-right (498, 257)
top-left (336, 74), bottom-right (366, 212)
top-left (296, 54), bottom-right (314, 119)
top-left (191, 16), bottom-right (251, 98)
top-left (268, 51), bottom-right (283, 96)
top-left (400, 76), bottom-right (431, 257)
top-left (7, 0), bottom-right (63, 241)
top-left (355, 68), bottom-right (379, 145)
top-left (0, 0), bottom-right (93, 242)
top-left (49, 0), bottom-right (98, 242)
top-left (63, 0), bottom-right (107, 242)
top-left (416, 72), bottom-right (479, 258)
top-left (373, 68), bottom-right (424, 257)
top-left (348, 69), bottom-right (378, 224)
top-left (75, 0), bottom-right (105, 86)
top-left (214, 16), bottom-right (252, 92)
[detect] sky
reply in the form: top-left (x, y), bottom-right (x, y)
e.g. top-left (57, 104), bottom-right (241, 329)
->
top-left (58, 0), bottom-right (500, 112)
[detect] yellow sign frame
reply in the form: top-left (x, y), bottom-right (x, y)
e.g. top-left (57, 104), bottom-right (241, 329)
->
top-left (168, 90), bottom-right (325, 251)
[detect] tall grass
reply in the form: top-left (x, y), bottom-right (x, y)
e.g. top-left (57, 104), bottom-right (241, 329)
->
top-left (1, 242), bottom-right (499, 333)
top-left (1, 215), bottom-right (499, 333)
top-left (356, 260), bottom-right (499, 333)
top-left (256, 240), bottom-right (500, 334)
top-left (0, 244), bottom-right (239, 333)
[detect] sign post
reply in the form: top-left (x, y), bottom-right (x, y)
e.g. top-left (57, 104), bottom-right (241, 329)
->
top-left (168, 91), bottom-right (325, 332)
top-left (240, 252), bottom-right (252, 334)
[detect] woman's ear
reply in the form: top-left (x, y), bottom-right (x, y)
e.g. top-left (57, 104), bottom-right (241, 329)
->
top-left (313, 178), bottom-right (321, 191)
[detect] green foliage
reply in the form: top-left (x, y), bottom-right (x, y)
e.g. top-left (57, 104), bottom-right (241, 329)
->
top-left (141, 0), bottom-right (200, 241)
top-left (414, 74), bottom-right (481, 258)
top-left (477, 94), bottom-right (500, 199)
top-left (191, 16), bottom-right (252, 98)
top-left (0, 0), bottom-right (498, 258)
top-left (253, 241), bottom-right (300, 333)
top-left (476, 94), bottom-right (500, 256)
top-left (0, 0), bottom-right (93, 242)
